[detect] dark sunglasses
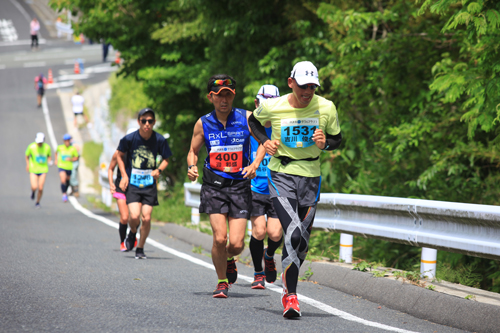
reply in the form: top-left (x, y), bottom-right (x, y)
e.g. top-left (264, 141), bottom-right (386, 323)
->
top-left (296, 82), bottom-right (318, 90)
top-left (140, 119), bottom-right (154, 124)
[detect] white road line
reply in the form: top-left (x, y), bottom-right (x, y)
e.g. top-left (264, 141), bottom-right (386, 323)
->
top-left (8, 0), bottom-right (39, 37)
top-left (41, 97), bottom-right (58, 150)
top-left (23, 61), bottom-right (46, 68)
top-left (0, 39), bottom-right (46, 47)
top-left (41, 90), bottom-right (418, 333)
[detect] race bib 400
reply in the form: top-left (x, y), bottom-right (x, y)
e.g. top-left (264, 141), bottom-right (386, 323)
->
top-left (130, 168), bottom-right (154, 188)
top-left (209, 145), bottom-right (243, 173)
top-left (281, 118), bottom-right (319, 148)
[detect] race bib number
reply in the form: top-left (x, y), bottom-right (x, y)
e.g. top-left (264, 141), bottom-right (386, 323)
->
top-left (281, 118), bottom-right (319, 148)
top-left (130, 168), bottom-right (154, 188)
top-left (35, 156), bottom-right (47, 164)
top-left (210, 145), bottom-right (243, 173)
top-left (253, 151), bottom-right (270, 178)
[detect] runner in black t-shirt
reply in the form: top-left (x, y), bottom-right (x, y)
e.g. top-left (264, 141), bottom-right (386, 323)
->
top-left (117, 108), bottom-right (172, 259)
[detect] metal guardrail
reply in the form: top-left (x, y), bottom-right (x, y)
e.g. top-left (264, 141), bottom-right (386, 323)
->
top-left (184, 182), bottom-right (500, 278)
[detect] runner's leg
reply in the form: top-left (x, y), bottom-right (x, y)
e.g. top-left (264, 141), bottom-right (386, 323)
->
top-left (227, 217), bottom-right (246, 257)
top-left (209, 213), bottom-right (229, 280)
top-left (266, 216), bottom-right (283, 255)
top-left (29, 173), bottom-right (38, 198)
top-left (117, 198), bottom-right (129, 243)
top-left (128, 202), bottom-right (142, 233)
top-left (137, 204), bottom-right (152, 248)
top-left (59, 170), bottom-right (68, 193)
top-left (250, 215), bottom-right (266, 272)
top-left (36, 173), bottom-right (47, 204)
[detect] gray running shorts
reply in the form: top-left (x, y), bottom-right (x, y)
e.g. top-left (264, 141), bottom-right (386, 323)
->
top-left (200, 179), bottom-right (251, 219)
top-left (250, 190), bottom-right (278, 218)
top-left (268, 171), bottom-right (321, 207)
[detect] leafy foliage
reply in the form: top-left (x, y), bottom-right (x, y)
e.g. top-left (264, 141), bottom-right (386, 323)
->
top-left (52, 0), bottom-right (500, 292)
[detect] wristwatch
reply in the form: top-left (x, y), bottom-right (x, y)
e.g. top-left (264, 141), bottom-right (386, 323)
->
top-left (188, 165), bottom-right (195, 170)
top-left (157, 168), bottom-right (163, 173)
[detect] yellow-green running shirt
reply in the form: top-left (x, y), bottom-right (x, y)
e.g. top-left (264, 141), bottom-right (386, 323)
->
top-left (253, 94), bottom-right (340, 177)
top-left (25, 142), bottom-right (51, 174)
top-left (56, 144), bottom-right (79, 171)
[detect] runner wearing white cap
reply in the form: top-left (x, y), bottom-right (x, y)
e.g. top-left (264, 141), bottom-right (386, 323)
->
top-left (248, 61), bottom-right (343, 318)
top-left (25, 132), bottom-right (52, 208)
top-left (249, 85), bottom-right (282, 290)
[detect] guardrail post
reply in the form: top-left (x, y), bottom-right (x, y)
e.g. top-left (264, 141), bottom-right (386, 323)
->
top-left (339, 233), bottom-right (353, 263)
top-left (191, 207), bottom-right (200, 225)
top-left (420, 247), bottom-right (437, 279)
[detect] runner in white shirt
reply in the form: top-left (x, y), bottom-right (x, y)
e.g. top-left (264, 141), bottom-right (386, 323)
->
top-left (71, 92), bottom-right (89, 127)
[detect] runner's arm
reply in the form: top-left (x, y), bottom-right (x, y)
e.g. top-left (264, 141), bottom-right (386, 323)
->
top-left (54, 151), bottom-right (58, 166)
top-left (324, 132), bottom-right (342, 151)
top-left (25, 154), bottom-right (30, 172)
top-left (152, 159), bottom-right (169, 180)
top-left (187, 119), bottom-right (204, 182)
top-left (242, 143), bottom-right (265, 179)
top-left (248, 113), bottom-right (269, 145)
top-left (108, 151), bottom-right (118, 193)
top-left (116, 150), bottom-right (128, 191)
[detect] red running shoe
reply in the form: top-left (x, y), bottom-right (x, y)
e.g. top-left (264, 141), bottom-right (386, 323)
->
top-left (251, 273), bottom-right (266, 289)
top-left (120, 242), bottom-right (127, 252)
top-left (283, 295), bottom-right (301, 318)
top-left (213, 282), bottom-right (229, 298)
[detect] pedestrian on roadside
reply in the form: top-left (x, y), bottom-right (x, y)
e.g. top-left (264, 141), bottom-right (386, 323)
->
top-left (186, 74), bottom-right (265, 298)
top-left (34, 73), bottom-right (47, 108)
top-left (117, 109), bottom-right (172, 259)
top-left (25, 132), bottom-right (52, 208)
top-left (249, 61), bottom-right (343, 318)
top-left (30, 18), bottom-right (40, 50)
top-left (248, 85), bottom-right (283, 290)
top-left (71, 91), bottom-right (88, 127)
top-left (102, 42), bottom-right (111, 62)
top-left (108, 128), bottom-right (137, 252)
top-left (55, 134), bottom-right (79, 203)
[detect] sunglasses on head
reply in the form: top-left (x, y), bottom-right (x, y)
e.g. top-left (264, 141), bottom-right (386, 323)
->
top-left (213, 79), bottom-right (233, 87)
top-left (259, 93), bottom-right (278, 99)
top-left (140, 119), bottom-right (154, 124)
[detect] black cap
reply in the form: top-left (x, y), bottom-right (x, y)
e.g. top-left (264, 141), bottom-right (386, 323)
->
top-left (137, 108), bottom-right (155, 119)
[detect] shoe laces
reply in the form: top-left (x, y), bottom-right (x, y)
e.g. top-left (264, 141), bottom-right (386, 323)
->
top-left (216, 282), bottom-right (229, 291)
top-left (264, 256), bottom-right (276, 271)
top-left (254, 274), bottom-right (265, 282)
top-left (227, 259), bottom-right (237, 273)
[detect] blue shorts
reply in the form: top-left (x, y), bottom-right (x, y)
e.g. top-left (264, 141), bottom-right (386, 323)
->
top-left (58, 168), bottom-right (72, 176)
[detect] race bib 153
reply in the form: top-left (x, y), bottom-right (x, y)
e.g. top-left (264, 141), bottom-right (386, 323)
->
top-left (281, 118), bottom-right (319, 148)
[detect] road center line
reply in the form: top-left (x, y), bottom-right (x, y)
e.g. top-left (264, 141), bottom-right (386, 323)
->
top-left (42, 83), bottom-right (418, 333)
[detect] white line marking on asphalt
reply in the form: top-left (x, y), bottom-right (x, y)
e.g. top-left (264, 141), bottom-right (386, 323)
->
top-left (41, 84), bottom-right (419, 333)
top-left (0, 39), bottom-right (47, 47)
top-left (67, 196), bottom-right (419, 333)
top-left (23, 61), bottom-right (46, 67)
top-left (41, 97), bottom-right (58, 150)
top-left (47, 81), bottom-right (74, 89)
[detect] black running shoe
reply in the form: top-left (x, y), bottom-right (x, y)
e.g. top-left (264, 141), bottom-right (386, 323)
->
top-left (213, 282), bottom-right (229, 298)
top-left (31, 191), bottom-right (35, 200)
top-left (125, 233), bottom-right (136, 251)
top-left (226, 258), bottom-right (238, 284)
top-left (264, 248), bottom-right (277, 283)
top-left (251, 273), bottom-right (266, 289)
top-left (135, 248), bottom-right (147, 259)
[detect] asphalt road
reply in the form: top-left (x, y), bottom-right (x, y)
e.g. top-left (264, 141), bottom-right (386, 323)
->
top-left (0, 1), bottom-right (471, 332)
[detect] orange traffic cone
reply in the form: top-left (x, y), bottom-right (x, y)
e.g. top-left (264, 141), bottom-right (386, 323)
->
top-left (74, 61), bottom-right (80, 74)
top-left (115, 51), bottom-right (121, 65)
top-left (47, 69), bottom-right (53, 84)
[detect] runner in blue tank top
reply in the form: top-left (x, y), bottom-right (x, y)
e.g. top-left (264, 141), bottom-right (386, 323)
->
top-left (248, 85), bottom-right (283, 290)
top-left (187, 74), bottom-right (266, 298)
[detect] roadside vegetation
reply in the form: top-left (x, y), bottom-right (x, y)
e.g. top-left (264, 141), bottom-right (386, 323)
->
top-left (59, 0), bottom-right (500, 293)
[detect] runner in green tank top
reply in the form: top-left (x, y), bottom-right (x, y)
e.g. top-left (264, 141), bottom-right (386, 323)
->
top-left (55, 133), bottom-right (79, 202)
top-left (249, 61), bottom-right (343, 318)
top-left (25, 132), bottom-right (52, 208)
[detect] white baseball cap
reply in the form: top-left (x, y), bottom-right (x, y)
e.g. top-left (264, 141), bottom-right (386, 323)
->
top-left (35, 132), bottom-right (45, 143)
top-left (256, 84), bottom-right (280, 102)
top-left (290, 61), bottom-right (320, 86)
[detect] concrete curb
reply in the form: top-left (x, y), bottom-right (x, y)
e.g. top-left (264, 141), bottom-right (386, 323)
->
top-left (159, 222), bottom-right (500, 333)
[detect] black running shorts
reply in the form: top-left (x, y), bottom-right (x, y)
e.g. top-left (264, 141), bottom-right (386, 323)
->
top-left (199, 179), bottom-right (252, 219)
top-left (250, 190), bottom-right (278, 218)
top-left (126, 184), bottom-right (158, 206)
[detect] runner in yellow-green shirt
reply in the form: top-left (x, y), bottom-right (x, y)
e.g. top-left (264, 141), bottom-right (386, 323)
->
top-left (25, 132), bottom-right (52, 208)
top-left (55, 133), bottom-right (79, 202)
top-left (249, 61), bottom-right (342, 318)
